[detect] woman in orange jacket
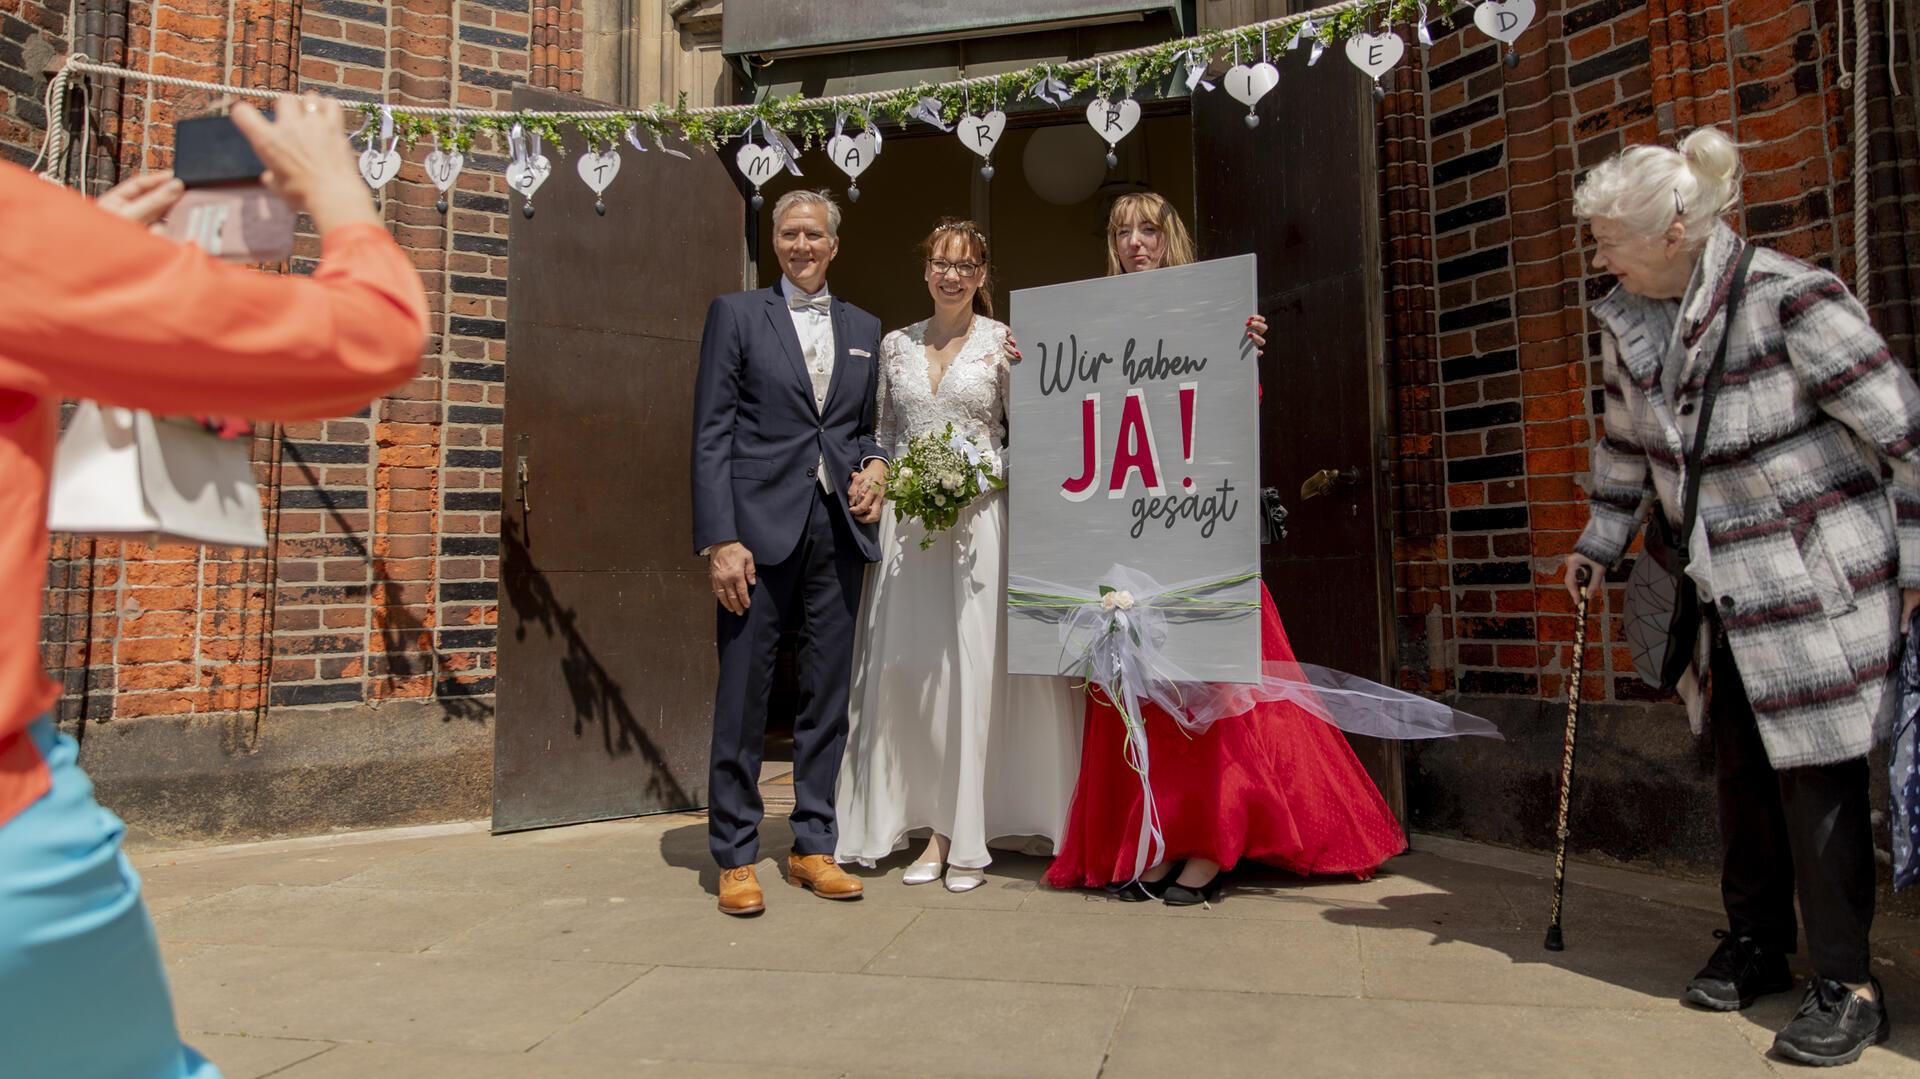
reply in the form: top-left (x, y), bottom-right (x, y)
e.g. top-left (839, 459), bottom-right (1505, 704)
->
top-left (0, 94), bottom-right (429, 1078)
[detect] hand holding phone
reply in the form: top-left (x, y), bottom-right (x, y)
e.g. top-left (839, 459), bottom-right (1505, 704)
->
top-left (162, 112), bottom-right (293, 262)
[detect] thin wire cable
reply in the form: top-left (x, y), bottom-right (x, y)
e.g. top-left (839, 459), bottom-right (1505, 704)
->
top-left (56, 0), bottom-right (1376, 122)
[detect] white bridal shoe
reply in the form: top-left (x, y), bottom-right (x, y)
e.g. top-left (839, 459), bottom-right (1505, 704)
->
top-left (944, 867), bottom-right (986, 893)
top-left (902, 860), bottom-right (944, 886)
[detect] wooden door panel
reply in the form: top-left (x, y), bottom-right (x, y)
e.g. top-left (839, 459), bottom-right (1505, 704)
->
top-left (494, 83), bottom-right (745, 831)
top-left (1192, 39), bottom-right (1403, 817)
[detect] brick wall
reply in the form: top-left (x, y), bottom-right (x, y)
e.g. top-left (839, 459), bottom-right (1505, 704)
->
top-left (1399, 0), bottom-right (1917, 709)
top-left (19, 0), bottom-right (576, 793)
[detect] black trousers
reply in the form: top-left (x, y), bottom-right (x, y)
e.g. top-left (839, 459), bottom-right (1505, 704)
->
top-left (707, 485), bottom-right (866, 869)
top-left (1710, 631), bottom-right (1876, 983)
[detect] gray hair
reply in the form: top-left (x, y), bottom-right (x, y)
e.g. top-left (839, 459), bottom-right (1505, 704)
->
top-left (1573, 127), bottom-right (1742, 247)
top-left (771, 188), bottom-right (842, 236)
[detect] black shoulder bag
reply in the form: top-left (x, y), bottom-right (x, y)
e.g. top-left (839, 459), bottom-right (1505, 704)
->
top-left (1623, 244), bottom-right (1755, 692)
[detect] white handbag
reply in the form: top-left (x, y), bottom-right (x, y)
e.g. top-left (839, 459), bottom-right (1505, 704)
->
top-left (46, 402), bottom-right (267, 548)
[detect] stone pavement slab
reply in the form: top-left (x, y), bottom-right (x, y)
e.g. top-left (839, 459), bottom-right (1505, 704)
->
top-left (532, 966), bottom-right (1127, 1077)
top-left (166, 944), bottom-right (643, 1052)
top-left (133, 817), bottom-right (1920, 1077)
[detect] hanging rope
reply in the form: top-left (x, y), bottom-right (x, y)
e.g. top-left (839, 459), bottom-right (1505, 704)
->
top-left (48, 0), bottom-right (1381, 124)
top-left (1854, 0), bottom-right (1872, 304)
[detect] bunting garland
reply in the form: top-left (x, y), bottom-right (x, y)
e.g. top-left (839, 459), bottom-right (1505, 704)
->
top-left (41, 0), bottom-right (1536, 212)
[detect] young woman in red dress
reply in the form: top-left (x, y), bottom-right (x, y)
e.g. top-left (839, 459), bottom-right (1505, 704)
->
top-left (1042, 192), bottom-right (1409, 906)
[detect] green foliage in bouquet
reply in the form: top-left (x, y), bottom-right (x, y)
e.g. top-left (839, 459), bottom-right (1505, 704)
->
top-left (884, 422), bottom-right (1006, 550)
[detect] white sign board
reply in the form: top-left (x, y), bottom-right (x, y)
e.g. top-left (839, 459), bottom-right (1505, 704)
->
top-left (1007, 254), bottom-right (1261, 684)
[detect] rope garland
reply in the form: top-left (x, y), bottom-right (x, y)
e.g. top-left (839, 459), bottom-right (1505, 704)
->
top-left (44, 0), bottom-right (1436, 153)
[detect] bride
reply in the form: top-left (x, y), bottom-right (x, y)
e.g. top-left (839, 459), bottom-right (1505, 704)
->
top-left (833, 218), bottom-right (1083, 892)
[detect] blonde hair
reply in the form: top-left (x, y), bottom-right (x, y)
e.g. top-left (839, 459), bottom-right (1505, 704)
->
top-left (1572, 127), bottom-right (1742, 246)
top-left (1106, 191), bottom-right (1196, 276)
top-left (919, 217), bottom-right (994, 317)
top-left (771, 188), bottom-right (842, 236)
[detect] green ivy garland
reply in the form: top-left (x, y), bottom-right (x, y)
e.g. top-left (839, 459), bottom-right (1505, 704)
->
top-left (356, 0), bottom-right (1474, 158)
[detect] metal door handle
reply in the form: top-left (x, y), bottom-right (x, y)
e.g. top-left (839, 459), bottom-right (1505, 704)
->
top-left (1300, 466), bottom-right (1360, 501)
top-left (516, 454), bottom-right (531, 513)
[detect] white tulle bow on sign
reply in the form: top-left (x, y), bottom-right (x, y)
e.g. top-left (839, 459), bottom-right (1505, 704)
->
top-left (1009, 564), bottom-right (1501, 879)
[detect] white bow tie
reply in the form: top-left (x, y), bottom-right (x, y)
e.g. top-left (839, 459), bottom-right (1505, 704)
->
top-left (787, 289), bottom-right (832, 316)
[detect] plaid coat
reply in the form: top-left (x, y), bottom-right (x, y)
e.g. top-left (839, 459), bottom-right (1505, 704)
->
top-left (1576, 224), bottom-right (1920, 768)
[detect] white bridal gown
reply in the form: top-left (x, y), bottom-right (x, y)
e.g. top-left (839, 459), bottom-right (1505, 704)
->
top-left (835, 316), bottom-right (1084, 870)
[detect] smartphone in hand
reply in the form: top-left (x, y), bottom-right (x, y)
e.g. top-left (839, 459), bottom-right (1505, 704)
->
top-left (160, 113), bottom-right (295, 262)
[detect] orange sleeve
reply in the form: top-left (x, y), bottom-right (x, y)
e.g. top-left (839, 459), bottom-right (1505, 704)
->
top-left (0, 161), bottom-right (429, 418)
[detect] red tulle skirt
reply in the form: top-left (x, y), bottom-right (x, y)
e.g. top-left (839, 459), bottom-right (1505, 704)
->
top-left (1045, 583), bottom-right (1407, 888)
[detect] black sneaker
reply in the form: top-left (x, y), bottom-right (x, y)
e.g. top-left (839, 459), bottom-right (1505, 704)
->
top-left (1684, 930), bottom-right (1794, 1011)
top-left (1772, 976), bottom-right (1890, 1067)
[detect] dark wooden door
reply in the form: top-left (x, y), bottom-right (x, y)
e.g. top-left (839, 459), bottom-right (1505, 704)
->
top-left (493, 84), bottom-right (746, 831)
top-left (1192, 53), bottom-right (1404, 817)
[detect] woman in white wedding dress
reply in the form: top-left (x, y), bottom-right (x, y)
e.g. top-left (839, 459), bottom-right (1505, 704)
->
top-left (834, 219), bottom-right (1083, 892)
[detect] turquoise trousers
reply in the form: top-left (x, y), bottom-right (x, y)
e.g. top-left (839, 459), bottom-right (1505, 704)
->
top-left (0, 716), bottom-right (219, 1078)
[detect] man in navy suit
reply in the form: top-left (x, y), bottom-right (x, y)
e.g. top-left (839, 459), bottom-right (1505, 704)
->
top-left (691, 189), bottom-right (886, 915)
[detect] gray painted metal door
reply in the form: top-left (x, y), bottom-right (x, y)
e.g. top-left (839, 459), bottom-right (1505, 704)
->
top-left (493, 84), bottom-right (745, 831)
top-left (1192, 55), bottom-right (1405, 818)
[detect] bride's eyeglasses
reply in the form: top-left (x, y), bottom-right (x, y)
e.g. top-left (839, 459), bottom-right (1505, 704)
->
top-left (928, 258), bottom-right (982, 279)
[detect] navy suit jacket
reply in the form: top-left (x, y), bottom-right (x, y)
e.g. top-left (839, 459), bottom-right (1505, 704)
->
top-left (691, 286), bottom-right (885, 565)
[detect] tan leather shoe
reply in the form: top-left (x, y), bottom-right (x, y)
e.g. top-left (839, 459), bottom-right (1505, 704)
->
top-left (717, 865), bottom-right (765, 916)
top-left (787, 853), bottom-right (864, 900)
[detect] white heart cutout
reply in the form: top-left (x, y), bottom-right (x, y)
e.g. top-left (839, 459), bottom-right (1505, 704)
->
top-left (735, 142), bottom-right (786, 188)
top-left (505, 154), bottom-right (551, 198)
top-left (1474, 0), bottom-right (1536, 44)
top-left (358, 147), bottom-right (401, 190)
top-left (1085, 98), bottom-right (1141, 147)
top-left (1222, 62), bottom-right (1280, 107)
top-left (423, 149), bottom-right (463, 193)
top-left (826, 132), bottom-right (877, 179)
top-left (577, 149), bottom-right (621, 194)
top-left (956, 111), bottom-right (1006, 159)
top-left (1345, 32), bottom-right (1406, 81)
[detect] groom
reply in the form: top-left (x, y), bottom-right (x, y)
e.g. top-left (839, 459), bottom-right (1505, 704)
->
top-left (691, 189), bottom-right (887, 916)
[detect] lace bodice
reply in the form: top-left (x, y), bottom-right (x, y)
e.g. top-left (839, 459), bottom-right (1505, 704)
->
top-left (876, 316), bottom-right (1012, 476)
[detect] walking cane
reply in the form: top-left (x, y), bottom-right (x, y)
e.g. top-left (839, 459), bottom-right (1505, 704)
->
top-left (1544, 565), bottom-right (1591, 952)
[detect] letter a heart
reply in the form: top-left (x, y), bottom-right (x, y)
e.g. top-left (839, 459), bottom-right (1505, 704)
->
top-left (826, 132), bottom-right (877, 179)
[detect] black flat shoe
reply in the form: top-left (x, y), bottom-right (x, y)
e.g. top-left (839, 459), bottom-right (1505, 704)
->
top-left (1772, 976), bottom-right (1890, 1067)
top-left (1105, 876), bottom-right (1172, 902)
top-left (1161, 878), bottom-right (1218, 907)
top-left (1684, 930), bottom-right (1794, 1012)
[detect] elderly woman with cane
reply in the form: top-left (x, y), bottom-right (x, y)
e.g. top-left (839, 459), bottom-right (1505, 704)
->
top-left (1563, 127), bottom-right (1920, 1067)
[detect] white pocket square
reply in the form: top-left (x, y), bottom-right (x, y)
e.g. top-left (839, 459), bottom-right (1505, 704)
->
top-left (849, 348), bottom-right (871, 357)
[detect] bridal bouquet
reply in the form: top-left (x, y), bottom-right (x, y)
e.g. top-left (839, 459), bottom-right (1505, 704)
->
top-left (884, 423), bottom-right (1004, 549)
